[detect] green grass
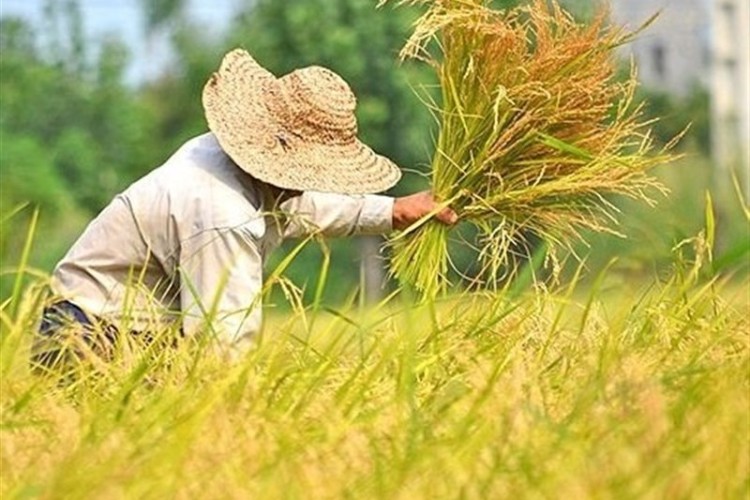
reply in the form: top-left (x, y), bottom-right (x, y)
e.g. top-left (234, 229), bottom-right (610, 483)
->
top-left (1, 229), bottom-right (748, 498)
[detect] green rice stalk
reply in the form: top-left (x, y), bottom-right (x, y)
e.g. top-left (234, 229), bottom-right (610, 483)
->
top-left (383, 0), bottom-right (678, 298)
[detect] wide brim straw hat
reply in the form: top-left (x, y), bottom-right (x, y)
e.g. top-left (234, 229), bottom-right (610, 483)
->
top-left (202, 48), bottom-right (402, 194)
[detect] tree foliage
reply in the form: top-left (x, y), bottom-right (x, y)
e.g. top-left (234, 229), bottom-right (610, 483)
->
top-left (0, 11), bottom-right (155, 276)
top-left (0, 13), bottom-right (154, 213)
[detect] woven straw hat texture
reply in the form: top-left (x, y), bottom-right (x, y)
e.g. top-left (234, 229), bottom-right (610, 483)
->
top-left (202, 49), bottom-right (402, 194)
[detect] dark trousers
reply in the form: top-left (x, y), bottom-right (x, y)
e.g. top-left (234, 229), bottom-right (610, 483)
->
top-left (31, 301), bottom-right (183, 373)
top-left (31, 300), bottom-right (118, 371)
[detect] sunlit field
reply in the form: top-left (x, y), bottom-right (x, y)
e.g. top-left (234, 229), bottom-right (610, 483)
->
top-left (1, 0), bottom-right (748, 497)
top-left (1, 226), bottom-right (748, 499)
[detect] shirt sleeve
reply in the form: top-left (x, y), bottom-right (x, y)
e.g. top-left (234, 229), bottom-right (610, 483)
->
top-left (178, 226), bottom-right (263, 353)
top-left (279, 191), bottom-right (394, 239)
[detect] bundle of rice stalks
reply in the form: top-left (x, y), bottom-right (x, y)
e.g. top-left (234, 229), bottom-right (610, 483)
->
top-left (383, 0), bottom-right (679, 298)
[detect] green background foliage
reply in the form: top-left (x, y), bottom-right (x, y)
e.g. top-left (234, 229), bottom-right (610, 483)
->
top-left (0, 0), bottom-right (745, 301)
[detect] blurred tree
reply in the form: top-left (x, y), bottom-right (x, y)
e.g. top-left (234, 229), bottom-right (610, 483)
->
top-left (0, 9), bottom-right (156, 286)
top-left (139, 0), bottom-right (186, 80)
top-left (89, 38), bottom-right (158, 185)
top-left (0, 132), bottom-right (68, 216)
top-left (639, 86), bottom-right (711, 155)
top-left (141, 0), bottom-right (186, 35)
top-left (139, 21), bottom-right (224, 156)
top-left (0, 8), bottom-right (154, 213)
top-left (0, 130), bottom-right (84, 281)
top-left (41, 0), bottom-right (87, 76)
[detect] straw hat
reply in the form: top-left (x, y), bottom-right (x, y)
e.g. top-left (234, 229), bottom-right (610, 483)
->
top-left (202, 48), bottom-right (402, 194)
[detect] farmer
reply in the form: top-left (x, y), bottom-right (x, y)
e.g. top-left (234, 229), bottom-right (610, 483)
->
top-left (33, 48), bottom-right (457, 366)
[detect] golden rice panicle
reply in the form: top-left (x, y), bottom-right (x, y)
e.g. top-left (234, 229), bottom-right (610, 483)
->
top-left (386, 0), bottom-right (675, 298)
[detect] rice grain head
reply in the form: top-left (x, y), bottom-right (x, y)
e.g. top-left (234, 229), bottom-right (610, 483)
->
top-left (384, 0), bottom-right (677, 298)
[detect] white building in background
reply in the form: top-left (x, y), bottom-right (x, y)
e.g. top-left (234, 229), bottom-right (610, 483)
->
top-left (610, 0), bottom-right (712, 96)
top-left (610, 0), bottom-right (749, 189)
top-left (710, 0), bottom-right (750, 178)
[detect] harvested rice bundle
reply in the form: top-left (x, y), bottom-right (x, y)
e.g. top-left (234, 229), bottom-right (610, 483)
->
top-left (384, 0), bottom-right (677, 298)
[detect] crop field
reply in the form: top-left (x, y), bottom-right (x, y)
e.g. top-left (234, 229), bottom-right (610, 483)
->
top-left (1, 0), bottom-right (748, 497)
top-left (1, 231), bottom-right (748, 499)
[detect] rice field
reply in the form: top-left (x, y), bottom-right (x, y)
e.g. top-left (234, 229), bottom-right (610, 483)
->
top-left (1, 0), bottom-right (747, 497)
top-left (1, 230), bottom-right (748, 499)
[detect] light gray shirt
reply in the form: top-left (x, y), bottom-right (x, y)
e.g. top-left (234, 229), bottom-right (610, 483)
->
top-left (51, 133), bottom-right (393, 350)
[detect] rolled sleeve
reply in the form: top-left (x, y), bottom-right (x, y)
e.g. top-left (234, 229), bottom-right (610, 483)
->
top-left (280, 192), bottom-right (394, 239)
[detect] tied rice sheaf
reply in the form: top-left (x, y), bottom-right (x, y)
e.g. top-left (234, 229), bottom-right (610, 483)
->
top-left (382, 0), bottom-right (680, 298)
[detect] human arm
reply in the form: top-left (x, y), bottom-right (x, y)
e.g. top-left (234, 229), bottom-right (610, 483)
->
top-left (280, 192), bottom-right (394, 239)
top-left (279, 190), bottom-right (458, 239)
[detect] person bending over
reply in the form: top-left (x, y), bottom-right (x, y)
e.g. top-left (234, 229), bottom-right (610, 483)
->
top-left (33, 49), bottom-right (457, 367)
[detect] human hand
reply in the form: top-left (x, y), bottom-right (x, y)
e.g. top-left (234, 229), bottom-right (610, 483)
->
top-left (392, 191), bottom-right (459, 231)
